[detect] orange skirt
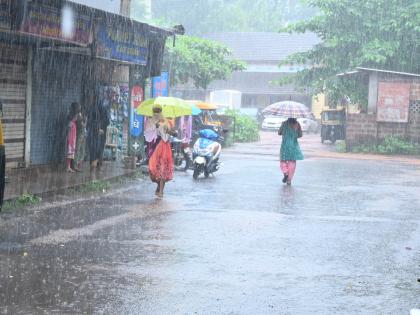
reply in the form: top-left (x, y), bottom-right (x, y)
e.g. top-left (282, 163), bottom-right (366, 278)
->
top-left (149, 140), bottom-right (174, 182)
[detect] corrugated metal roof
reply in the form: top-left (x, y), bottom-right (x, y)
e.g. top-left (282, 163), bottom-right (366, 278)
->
top-left (356, 67), bottom-right (420, 77)
top-left (205, 32), bottom-right (320, 62)
top-left (337, 67), bottom-right (420, 78)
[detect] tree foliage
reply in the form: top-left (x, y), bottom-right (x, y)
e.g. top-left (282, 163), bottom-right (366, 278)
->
top-left (282, 0), bottom-right (420, 106)
top-left (149, 0), bottom-right (316, 35)
top-left (164, 36), bottom-right (246, 90)
top-left (225, 109), bottom-right (260, 142)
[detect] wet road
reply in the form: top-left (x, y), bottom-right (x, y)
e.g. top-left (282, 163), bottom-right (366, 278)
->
top-left (1, 149), bottom-right (420, 314)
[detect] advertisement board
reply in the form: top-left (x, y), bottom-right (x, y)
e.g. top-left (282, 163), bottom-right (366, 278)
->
top-left (152, 72), bottom-right (169, 97)
top-left (19, 2), bottom-right (92, 45)
top-left (95, 16), bottom-right (148, 65)
top-left (377, 82), bottom-right (411, 123)
top-left (130, 85), bottom-right (144, 137)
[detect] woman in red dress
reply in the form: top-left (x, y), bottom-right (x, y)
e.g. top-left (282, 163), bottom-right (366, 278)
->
top-left (145, 105), bottom-right (174, 198)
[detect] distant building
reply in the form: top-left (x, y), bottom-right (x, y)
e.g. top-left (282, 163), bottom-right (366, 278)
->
top-left (173, 32), bottom-right (320, 109)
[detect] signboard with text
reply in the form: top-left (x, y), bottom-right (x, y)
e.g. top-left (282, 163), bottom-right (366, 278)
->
top-left (19, 2), bottom-right (92, 45)
top-left (377, 82), bottom-right (410, 123)
top-left (152, 72), bottom-right (169, 97)
top-left (95, 16), bottom-right (149, 65)
top-left (0, 0), bottom-right (11, 30)
top-left (130, 85), bottom-right (144, 137)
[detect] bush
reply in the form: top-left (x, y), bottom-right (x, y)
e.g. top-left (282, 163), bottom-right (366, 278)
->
top-left (335, 141), bottom-right (347, 153)
top-left (351, 136), bottom-right (420, 155)
top-left (351, 143), bottom-right (376, 153)
top-left (225, 109), bottom-right (260, 143)
top-left (377, 136), bottom-right (420, 155)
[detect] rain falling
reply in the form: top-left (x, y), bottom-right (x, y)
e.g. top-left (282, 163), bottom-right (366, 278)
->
top-left (0, 0), bottom-right (419, 314)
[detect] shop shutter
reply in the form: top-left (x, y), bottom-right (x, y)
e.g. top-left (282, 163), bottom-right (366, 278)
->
top-left (0, 43), bottom-right (27, 168)
top-left (30, 50), bottom-right (88, 165)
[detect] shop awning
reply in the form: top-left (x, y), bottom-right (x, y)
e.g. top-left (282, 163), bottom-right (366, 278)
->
top-left (6, 0), bottom-right (172, 67)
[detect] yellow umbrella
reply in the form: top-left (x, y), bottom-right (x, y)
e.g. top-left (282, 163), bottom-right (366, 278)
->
top-left (137, 97), bottom-right (192, 118)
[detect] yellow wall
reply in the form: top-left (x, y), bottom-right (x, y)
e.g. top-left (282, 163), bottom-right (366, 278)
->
top-left (312, 94), bottom-right (328, 119)
top-left (347, 103), bottom-right (360, 114)
top-left (312, 94), bottom-right (361, 118)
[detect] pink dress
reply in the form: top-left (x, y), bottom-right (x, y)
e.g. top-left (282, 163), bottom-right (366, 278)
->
top-left (67, 119), bottom-right (77, 159)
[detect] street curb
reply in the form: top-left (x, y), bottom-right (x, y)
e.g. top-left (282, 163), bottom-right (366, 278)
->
top-left (3, 168), bottom-right (139, 204)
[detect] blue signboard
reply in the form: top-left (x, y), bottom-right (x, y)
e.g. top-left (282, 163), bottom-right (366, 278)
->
top-left (152, 72), bottom-right (169, 97)
top-left (130, 111), bottom-right (143, 137)
top-left (95, 17), bottom-right (149, 65)
top-left (130, 85), bottom-right (144, 137)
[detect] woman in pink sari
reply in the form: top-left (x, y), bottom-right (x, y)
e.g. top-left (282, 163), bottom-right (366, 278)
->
top-left (66, 102), bottom-right (81, 173)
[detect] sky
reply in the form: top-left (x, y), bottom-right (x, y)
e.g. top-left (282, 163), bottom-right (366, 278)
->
top-left (69, 0), bottom-right (121, 14)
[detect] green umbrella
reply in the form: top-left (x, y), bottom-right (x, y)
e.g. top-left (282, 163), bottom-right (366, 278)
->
top-left (136, 97), bottom-right (193, 118)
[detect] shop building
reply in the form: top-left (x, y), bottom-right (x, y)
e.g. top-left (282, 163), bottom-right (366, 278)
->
top-left (338, 67), bottom-right (420, 149)
top-left (0, 0), bottom-right (171, 168)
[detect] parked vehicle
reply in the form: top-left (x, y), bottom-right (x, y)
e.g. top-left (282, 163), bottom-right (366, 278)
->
top-left (320, 109), bottom-right (346, 144)
top-left (297, 117), bottom-right (319, 133)
top-left (192, 110), bottom-right (229, 146)
top-left (171, 136), bottom-right (192, 171)
top-left (192, 129), bottom-right (222, 179)
top-left (261, 115), bottom-right (287, 130)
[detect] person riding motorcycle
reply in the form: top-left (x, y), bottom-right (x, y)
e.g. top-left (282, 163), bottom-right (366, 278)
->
top-left (192, 129), bottom-right (222, 179)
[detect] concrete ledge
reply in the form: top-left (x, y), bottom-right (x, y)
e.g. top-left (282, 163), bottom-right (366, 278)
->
top-left (4, 161), bottom-right (137, 201)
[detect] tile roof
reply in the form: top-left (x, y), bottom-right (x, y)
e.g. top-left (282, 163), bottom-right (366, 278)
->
top-left (205, 32), bottom-right (320, 62)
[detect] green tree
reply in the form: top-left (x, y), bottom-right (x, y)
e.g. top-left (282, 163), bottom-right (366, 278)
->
top-left (281, 0), bottom-right (420, 106)
top-left (164, 36), bottom-right (246, 90)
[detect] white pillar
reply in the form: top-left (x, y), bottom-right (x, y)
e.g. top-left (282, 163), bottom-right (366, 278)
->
top-left (120, 0), bottom-right (131, 17)
top-left (368, 72), bottom-right (378, 114)
top-left (144, 0), bottom-right (152, 19)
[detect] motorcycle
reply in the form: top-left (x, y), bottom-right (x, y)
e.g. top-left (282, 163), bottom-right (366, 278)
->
top-left (171, 136), bottom-right (193, 171)
top-left (192, 129), bottom-right (222, 179)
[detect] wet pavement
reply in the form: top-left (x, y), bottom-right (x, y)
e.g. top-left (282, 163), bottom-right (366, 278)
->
top-left (0, 141), bottom-right (420, 314)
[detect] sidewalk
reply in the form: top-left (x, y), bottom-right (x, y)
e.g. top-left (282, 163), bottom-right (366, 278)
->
top-left (4, 161), bottom-right (136, 201)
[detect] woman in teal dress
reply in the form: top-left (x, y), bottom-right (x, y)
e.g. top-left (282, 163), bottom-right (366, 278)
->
top-left (278, 118), bottom-right (304, 185)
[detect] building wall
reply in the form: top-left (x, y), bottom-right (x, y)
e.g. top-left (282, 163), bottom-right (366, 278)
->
top-left (0, 43), bottom-right (28, 168)
top-left (312, 94), bottom-right (327, 119)
top-left (346, 74), bottom-right (420, 149)
top-left (312, 93), bottom-right (360, 120)
top-left (346, 113), bottom-right (420, 148)
top-left (346, 114), bottom-right (377, 148)
top-left (30, 50), bottom-right (89, 165)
